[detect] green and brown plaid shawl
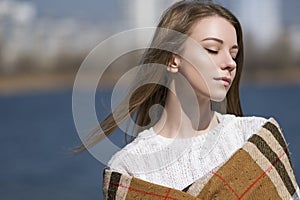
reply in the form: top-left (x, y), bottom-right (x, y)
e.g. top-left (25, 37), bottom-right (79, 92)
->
top-left (103, 118), bottom-right (299, 199)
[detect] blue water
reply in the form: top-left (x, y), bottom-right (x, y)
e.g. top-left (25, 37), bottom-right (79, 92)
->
top-left (0, 85), bottom-right (299, 199)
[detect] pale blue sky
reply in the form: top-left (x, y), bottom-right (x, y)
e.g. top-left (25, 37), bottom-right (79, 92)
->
top-left (18, 0), bottom-right (300, 26)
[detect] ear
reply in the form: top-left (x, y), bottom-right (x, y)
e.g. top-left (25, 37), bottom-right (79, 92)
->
top-left (167, 54), bottom-right (181, 73)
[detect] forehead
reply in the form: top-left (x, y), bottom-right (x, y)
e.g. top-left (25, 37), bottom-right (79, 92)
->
top-left (189, 16), bottom-right (237, 45)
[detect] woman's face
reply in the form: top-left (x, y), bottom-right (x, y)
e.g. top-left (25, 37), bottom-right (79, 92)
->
top-left (178, 16), bottom-right (238, 101)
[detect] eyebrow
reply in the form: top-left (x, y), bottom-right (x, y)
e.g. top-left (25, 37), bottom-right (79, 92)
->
top-left (201, 37), bottom-right (239, 50)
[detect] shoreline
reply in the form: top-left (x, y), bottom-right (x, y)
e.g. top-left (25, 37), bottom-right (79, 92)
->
top-left (1, 70), bottom-right (300, 95)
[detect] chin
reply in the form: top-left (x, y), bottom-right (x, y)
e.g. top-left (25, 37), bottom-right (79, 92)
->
top-left (210, 92), bottom-right (227, 102)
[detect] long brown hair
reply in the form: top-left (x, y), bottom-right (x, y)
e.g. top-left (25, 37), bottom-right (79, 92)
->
top-left (74, 0), bottom-right (244, 152)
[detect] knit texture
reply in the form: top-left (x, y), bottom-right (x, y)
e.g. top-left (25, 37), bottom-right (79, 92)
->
top-left (103, 118), bottom-right (299, 200)
top-left (108, 112), bottom-right (268, 190)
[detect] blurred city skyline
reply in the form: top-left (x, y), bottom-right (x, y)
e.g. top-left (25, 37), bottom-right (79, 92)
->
top-left (12, 0), bottom-right (300, 25)
top-left (0, 0), bottom-right (300, 85)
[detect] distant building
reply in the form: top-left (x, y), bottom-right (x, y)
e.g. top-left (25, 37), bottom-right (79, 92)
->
top-left (124, 0), bottom-right (283, 49)
top-left (225, 0), bottom-right (282, 49)
top-left (120, 0), bottom-right (177, 45)
top-left (124, 0), bottom-right (177, 28)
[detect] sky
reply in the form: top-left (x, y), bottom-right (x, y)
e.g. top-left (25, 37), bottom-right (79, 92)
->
top-left (18, 0), bottom-right (122, 24)
top-left (1, 0), bottom-right (299, 65)
top-left (17, 0), bottom-right (300, 26)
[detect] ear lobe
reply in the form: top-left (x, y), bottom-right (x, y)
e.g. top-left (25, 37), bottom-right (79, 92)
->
top-left (167, 55), bottom-right (181, 73)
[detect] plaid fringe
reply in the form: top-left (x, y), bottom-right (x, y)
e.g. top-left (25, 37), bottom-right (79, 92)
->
top-left (103, 118), bottom-right (299, 200)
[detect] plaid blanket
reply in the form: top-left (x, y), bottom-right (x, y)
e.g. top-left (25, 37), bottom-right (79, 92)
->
top-left (103, 118), bottom-right (299, 199)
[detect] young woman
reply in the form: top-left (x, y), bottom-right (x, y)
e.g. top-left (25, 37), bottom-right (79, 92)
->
top-left (76, 0), bottom-right (299, 199)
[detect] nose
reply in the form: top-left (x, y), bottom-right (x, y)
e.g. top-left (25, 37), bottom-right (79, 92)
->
top-left (220, 53), bottom-right (236, 71)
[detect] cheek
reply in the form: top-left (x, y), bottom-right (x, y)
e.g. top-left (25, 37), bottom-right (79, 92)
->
top-left (179, 61), bottom-right (209, 89)
top-left (180, 60), bottom-right (206, 84)
top-left (231, 68), bottom-right (237, 80)
top-left (206, 54), bottom-right (218, 65)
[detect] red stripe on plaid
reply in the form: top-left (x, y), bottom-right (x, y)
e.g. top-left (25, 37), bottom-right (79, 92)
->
top-left (103, 181), bottom-right (179, 200)
top-left (164, 188), bottom-right (171, 200)
top-left (211, 171), bottom-right (239, 198)
top-left (211, 150), bottom-right (287, 200)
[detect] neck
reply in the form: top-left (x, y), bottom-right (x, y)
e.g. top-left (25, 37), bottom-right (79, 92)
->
top-left (153, 80), bottom-right (218, 138)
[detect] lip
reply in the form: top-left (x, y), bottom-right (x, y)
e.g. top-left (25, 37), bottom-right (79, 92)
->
top-left (213, 77), bottom-right (231, 87)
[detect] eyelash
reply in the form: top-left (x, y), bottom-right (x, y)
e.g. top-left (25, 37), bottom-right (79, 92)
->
top-left (205, 48), bottom-right (218, 54)
top-left (205, 48), bottom-right (237, 60)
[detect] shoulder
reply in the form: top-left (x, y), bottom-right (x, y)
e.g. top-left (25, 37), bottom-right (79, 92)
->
top-left (235, 114), bottom-right (268, 128)
top-left (218, 112), bottom-right (270, 141)
top-left (218, 112), bottom-right (269, 128)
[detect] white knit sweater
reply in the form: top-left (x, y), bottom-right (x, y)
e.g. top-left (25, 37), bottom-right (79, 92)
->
top-left (108, 112), bottom-right (267, 190)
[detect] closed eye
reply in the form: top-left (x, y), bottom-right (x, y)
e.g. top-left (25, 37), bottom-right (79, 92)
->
top-left (204, 48), bottom-right (218, 54)
top-left (231, 52), bottom-right (238, 60)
